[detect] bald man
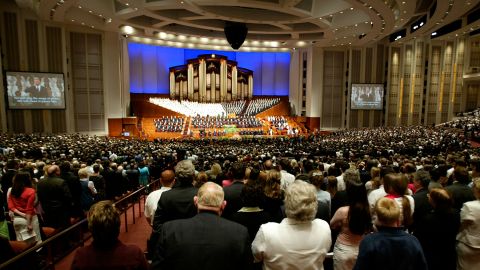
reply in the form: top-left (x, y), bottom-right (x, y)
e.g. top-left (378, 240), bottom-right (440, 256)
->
top-left (152, 182), bottom-right (251, 270)
top-left (145, 170), bottom-right (175, 226)
top-left (37, 164), bottom-right (73, 228)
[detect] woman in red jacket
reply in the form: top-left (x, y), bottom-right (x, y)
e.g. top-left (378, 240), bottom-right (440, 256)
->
top-left (7, 171), bottom-right (42, 245)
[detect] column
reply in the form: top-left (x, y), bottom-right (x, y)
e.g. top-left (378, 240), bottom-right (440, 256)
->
top-left (199, 59), bottom-right (206, 102)
top-left (232, 66), bottom-right (237, 100)
top-left (169, 72), bottom-right (175, 99)
top-left (220, 59), bottom-right (227, 101)
top-left (188, 63), bottom-right (194, 100)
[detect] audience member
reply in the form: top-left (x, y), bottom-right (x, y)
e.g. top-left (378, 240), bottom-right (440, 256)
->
top-left (415, 188), bottom-right (459, 270)
top-left (151, 160), bottom-right (198, 254)
top-left (252, 180), bottom-right (332, 270)
top-left (262, 169), bottom-right (285, 222)
top-left (445, 166), bottom-right (475, 210)
top-left (330, 169), bottom-right (372, 270)
top-left (384, 173), bottom-right (414, 228)
top-left (456, 178), bottom-right (480, 270)
top-left (152, 182), bottom-right (251, 270)
top-left (353, 197), bottom-right (427, 270)
top-left (89, 164), bottom-right (105, 201)
top-left (78, 168), bottom-right (96, 213)
top-left (144, 170), bottom-right (175, 226)
top-left (222, 162), bottom-right (246, 219)
top-left (71, 200), bottom-right (148, 270)
top-left (7, 171), bottom-right (42, 244)
top-left (37, 165), bottom-right (73, 229)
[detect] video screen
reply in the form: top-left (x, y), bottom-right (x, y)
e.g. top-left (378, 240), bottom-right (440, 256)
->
top-left (351, 84), bottom-right (384, 110)
top-left (5, 71), bottom-right (65, 109)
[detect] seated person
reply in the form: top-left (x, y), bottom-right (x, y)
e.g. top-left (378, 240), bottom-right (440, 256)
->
top-left (71, 200), bottom-right (148, 270)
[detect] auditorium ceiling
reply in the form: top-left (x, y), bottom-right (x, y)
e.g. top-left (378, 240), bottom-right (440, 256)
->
top-left (28, 0), bottom-right (480, 51)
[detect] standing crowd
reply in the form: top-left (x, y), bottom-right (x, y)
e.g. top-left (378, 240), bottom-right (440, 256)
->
top-left (0, 121), bottom-right (479, 269)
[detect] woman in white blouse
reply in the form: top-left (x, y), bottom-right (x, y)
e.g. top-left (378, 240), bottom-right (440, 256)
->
top-left (457, 178), bottom-right (480, 270)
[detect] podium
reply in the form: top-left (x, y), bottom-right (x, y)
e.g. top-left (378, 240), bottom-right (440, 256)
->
top-left (108, 117), bottom-right (138, 137)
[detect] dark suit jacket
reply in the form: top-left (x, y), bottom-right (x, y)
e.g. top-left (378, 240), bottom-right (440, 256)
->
top-left (414, 209), bottom-right (460, 270)
top-left (445, 182), bottom-right (475, 210)
top-left (152, 184), bottom-right (198, 233)
top-left (25, 85), bottom-right (50, 98)
top-left (411, 188), bottom-right (432, 233)
top-left (61, 171), bottom-right (82, 217)
top-left (223, 181), bottom-right (245, 219)
top-left (37, 176), bottom-right (73, 228)
top-left (152, 211), bottom-right (251, 270)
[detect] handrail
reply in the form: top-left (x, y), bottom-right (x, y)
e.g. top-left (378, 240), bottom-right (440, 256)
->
top-left (0, 218), bottom-right (88, 269)
top-left (0, 179), bottom-right (161, 270)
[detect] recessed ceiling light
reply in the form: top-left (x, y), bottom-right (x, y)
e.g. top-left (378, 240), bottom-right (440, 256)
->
top-left (402, 1), bottom-right (406, 4)
top-left (81, 22), bottom-right (85, 25)
top-left (125, 3), bottom-right (129, 6)
top-left (122, 25), bottom-right (134, 34)
top-left (340, 11), bottom-right (343, 14)
top-left (88, 10), bottom-right (92, 13)
top-left (350, 7), bottom-right (354, 10)
top-left (78, 5), bottom-right (82, 9)
top-left (71, 19), bottom-right (75, 22)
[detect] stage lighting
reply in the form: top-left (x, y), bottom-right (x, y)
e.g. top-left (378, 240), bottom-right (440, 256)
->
top-left (224, 22), bottom-right (248, 50)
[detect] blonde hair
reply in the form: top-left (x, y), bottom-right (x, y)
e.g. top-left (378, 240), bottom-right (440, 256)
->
top-left (210, 163), bottom-right (222, 176)
top-left (78, 167), bottom-right (90, 179)
top-left (284, 180), bottom-right (318, 222)
top-left (375, 197), bottom-right (400, 226)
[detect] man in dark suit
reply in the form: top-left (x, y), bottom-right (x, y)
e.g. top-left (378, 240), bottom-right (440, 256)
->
top-left (152, 182), bottom-right (251, 270)
top-left (25, 77), bottom-right (50, 98)
top-left (411, 170), bottom-right (432, 234)
top-left (37, 165), bottom-right (73, 229)
top-left (222, 161), bottom-right (246, 219)
top-left (60, 161), bottom-right (82, 219)
top-left (149, 160), bottom-right (198, 257)
top-left (152, 159), bottom-right (198, 230)
top-left (445, 166), bottom-right (475, 211)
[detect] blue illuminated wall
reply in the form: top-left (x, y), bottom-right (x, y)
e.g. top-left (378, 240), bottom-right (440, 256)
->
top-left (128, 42), bottom-right (290, 96)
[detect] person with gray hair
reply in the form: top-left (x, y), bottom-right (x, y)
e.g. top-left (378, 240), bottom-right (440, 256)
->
top-left (252, 180), bottom-right (332, 270)
top-left (152, 182), bottom-right (250, 270)
top-left (150, 160), bottom-right (199, 257)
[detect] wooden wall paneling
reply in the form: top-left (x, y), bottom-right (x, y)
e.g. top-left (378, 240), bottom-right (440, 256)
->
top-left (25, 19), bottom-right (39, 71)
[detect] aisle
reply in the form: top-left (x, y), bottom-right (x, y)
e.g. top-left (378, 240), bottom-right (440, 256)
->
top-left (55, 203), bottom-right (151, 269)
